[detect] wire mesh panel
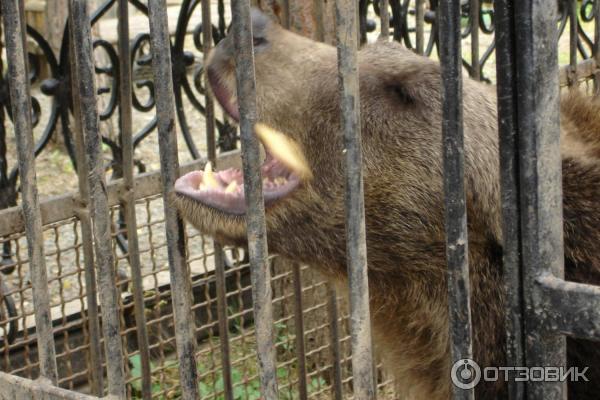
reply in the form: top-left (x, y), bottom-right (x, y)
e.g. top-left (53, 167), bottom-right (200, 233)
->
top-left (1, 0), bottom-right (600, 399)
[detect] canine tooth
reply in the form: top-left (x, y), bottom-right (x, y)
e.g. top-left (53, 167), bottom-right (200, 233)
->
top-left (203, 162), bottom-right (220, 188)
top-left (225, 180), bottom-right (238, 193)
top-left (255, 123), bottom-right (312, 180)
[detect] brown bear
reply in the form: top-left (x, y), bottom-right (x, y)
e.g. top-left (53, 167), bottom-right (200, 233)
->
top-left (171, 9), bottom-right (600, 399)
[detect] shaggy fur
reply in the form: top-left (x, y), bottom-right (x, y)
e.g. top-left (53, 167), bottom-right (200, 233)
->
top-left (172, 10), bottom-right (600, 399)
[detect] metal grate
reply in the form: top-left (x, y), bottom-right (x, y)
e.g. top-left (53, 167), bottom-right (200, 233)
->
top-left (1, 0), bottom-right (599, 399)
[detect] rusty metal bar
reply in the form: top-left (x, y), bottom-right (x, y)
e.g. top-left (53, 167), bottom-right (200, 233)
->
top-left (202, 0), bottom-right (234, 398)
top-left (68, 0), bottom-right (127, 397)
top-left (1, 0), bottom-right (58, 385)
top-left (281, 0), bottom-right (291, 29)
top-left (379, 0), bottom-right (390, 40)
top-left (470, 0), bottom-right (480, 79)
top-left (327, 287), bottom-right (343, 400)
top-left (514, 0), bottom-right (566, 398)
top-left (67, 30), bottom-right (104, 393)
top-left (117, 0), bottom-right (153, 398)
top-left (0, 372), bottom-right (100, 400)
top-left (229, 0), bottom-right (278, 397)
top-left (334, 0), bottom-right (375, 398)
top-left (568, 0), bottom-right (578, 86)
top-left (292, 264), bottom-right (308, 400)
top-left (493, 0), bottom-right (524, 398)
top-left (313, 0), bottom-right (325, 42)
top-left (438, 1), bottom-right (474, 399)
top-left (147, 1), bottom-right (199, 399)
top-left (594, 0), bottom-right (600, 94)
top-left (416, 0), bottom-right (425, 55)
top-left (74, 209), bottom-right (104, 397)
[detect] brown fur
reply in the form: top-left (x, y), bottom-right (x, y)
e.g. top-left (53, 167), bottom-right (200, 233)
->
top-left (172, 10), bottom-right (600, 399)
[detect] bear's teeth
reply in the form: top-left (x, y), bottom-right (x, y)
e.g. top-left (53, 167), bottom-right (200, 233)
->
top-left (225, 180), bottom-right (238, 193)
top-left (203, 162), bottom-right (220, 189)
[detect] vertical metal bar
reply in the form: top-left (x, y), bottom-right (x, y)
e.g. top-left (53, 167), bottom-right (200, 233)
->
top-left (334, 0), bottom-right (375, 398)
top-left (470, 0), bottom-right (480, 80)
top-left (117, 1), bottom-right (153, 398)
top-left (229, 1), bottom-right (278, 397)
top-left (147, 1), bottom-right (199, 399)
top-left (313, 0), bottom-right (325, 42)
top-left (327, 287), bottom-right (343, 400)
top-left (202, 0), bottom-right (234, 398)
top-left (77, 211), bottom-right (104, 396)
top-left (292, 264), bottom-right (308, 400)
top-left (67, 22), bottom-right (104, 399)
top-left (594, 0), bottom-right (600, 94)
top-left (493, 1), bottom-right (525, 399)
top-left (68, 1), bottom-right (127, 397)
top-left (379, 0), bottom-right (390, 40)
top-left (1, 0), bottom-right (59, 385)
top-left (416, 0), bottom-right (425, 55)
top-left (514, 0), bottom-right (566, 398)
top-left (281, 0), bottom-right (291, 29)
top-left (568, 0), bottom-right (578, 86)
top-left (438, 1), bottom-right (474, 400)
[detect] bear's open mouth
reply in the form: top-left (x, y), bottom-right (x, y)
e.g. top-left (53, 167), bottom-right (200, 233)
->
top-left (174, 124), bottom-right (311, 215)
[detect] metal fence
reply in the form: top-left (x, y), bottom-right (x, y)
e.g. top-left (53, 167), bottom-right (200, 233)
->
top-left (0, 0), bottom-right (599, 399)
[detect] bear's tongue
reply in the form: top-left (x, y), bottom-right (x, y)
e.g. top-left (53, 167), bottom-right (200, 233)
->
top-left (173, 124), bottom-right (311, 215)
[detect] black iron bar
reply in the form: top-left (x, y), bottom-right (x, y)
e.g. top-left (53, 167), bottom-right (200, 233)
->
top-left (229, 0), bottom-right (279, 397)
top-left (202, 0), bottom-right (234, 398)
top-left (416, 0), bottom-right (425, 54)
top-left (1, 0), bottom-right (59, 385)
top-left (569, 0), bottom-right (578, 86)
top-left (470, 0), bottom-right (480, 80)
top-left (379, 0), bottom-right (390, 40)
top-left (514, 0), bottom-right (566, 398)
top-left (334, 0), bottom-right (376, 398)
top-left (438, 1), bottom-right (474, 399)
top-left (147, 1), bottom-right (200, 399)
top-left (68, 28), bottom-right (105, 394)
top-left (493, 0), bottom-right (525, 398)
top-left (594, 0), bottom-right (600, 94)
top-left (117, 1), bottom-right (153, 398)
top-left (68, 0), bottom-right (127, 396)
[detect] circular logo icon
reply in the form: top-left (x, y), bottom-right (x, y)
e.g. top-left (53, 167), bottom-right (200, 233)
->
top-left (451, 358), bottom-right (481, 390)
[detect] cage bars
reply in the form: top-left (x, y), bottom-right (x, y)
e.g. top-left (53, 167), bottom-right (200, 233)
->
top-left (1, 0), bottom-right (59, 385)
top-left (438, 1), bottom-right (474, 399)
top-left (513, 0), bottom-right (566, 398)
top-left (493, 0), bottom-right (525, 399)
top-left (334, 0), bottom-right (376, 398)
top-left (201, 0), bottom-right (235, 398)
top-left (229, 0), bottom-right (279, 398)
top-left (117, 0), bottom-right (153, 398)
top-left (68, 0), bottom-right (128, 396)
top-left (470, 0), bottom-right (480, 79)
top-left (379, 0), bottom-right (390, 40)
top-left (147, 0), bottom-right (200, 399)
top-left (595, 0), bottom-right (600, 94)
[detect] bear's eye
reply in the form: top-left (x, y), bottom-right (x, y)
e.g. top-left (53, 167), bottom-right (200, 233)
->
top-left (253, 37), bottom-right (267, 48)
